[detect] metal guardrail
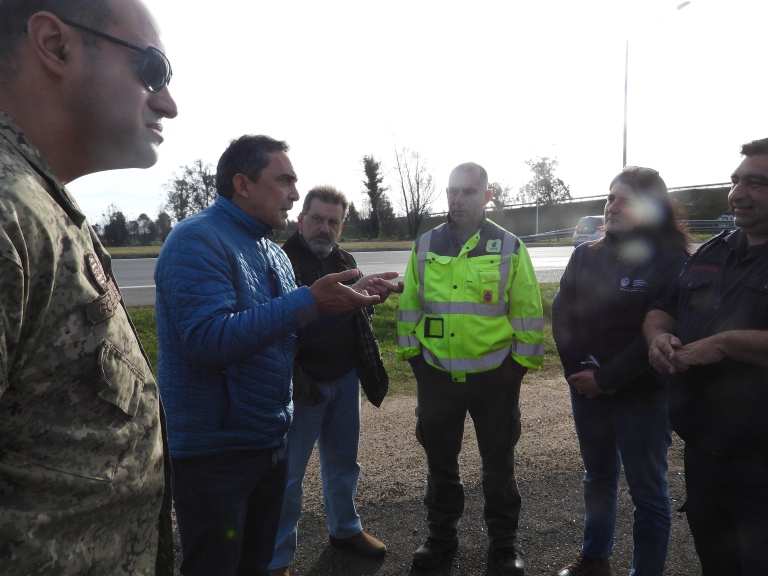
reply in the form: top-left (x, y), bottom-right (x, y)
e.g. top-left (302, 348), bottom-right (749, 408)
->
top-left (519, 219), bottom-right (735, 243)
top-left (519, 228), bottom-right (574, 243)
top-left (684, 219), bottom-right (735, 233)
top-left (429, 183), bottom-right (732, 217)
top-left (501, 183), bottom-right (731, 210)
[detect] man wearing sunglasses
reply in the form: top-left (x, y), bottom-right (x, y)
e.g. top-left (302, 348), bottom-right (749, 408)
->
top-left (0, 1), bottom-right (177, 575)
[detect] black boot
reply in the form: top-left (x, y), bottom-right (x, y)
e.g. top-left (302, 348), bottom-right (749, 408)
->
top-left (488, 545), bottom-right (525, 576)
top-left (412, 537), bottom-right (458, 570)
top-left (557, 552), bottom-right (612, 576)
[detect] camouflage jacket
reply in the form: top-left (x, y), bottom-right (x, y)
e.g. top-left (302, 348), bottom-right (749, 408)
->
top-left (0, 111), bottom-right (173, 574)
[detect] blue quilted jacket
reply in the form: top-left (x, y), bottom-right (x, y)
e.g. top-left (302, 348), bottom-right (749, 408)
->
top-left (154, 197), bottom-right (317, 457)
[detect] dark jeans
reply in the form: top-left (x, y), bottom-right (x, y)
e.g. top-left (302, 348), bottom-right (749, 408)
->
top-left (172, 447), bottom-right (287, 576)
top-left (570, 390), bottom-right (672, 576)
top-left (412, 355), bottom-right (525, 547)
top-left (683, 444), bottom-right (768, 576)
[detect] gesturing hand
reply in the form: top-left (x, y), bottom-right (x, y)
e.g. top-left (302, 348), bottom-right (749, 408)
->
top-left (352, 271), bottom-right (404, 303)
top-left (309, 269), bottom-right (381, 315)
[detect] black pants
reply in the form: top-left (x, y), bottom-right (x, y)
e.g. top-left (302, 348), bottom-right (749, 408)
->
top-left (172, 447), bottom-right (287, 576)
top-left (411, 355), bottom-right (525, 547)
top-left (684, 444), bottom-right (768, 576)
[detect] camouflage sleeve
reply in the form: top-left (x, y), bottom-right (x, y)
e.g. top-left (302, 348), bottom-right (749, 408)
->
top-left (0, 235), bottom-right (24, 399)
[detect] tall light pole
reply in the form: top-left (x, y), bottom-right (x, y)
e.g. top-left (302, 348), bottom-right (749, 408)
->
top-left (622, 1), bottom-right (692, 168)
top-left (535, 178), bottom-right (539, 234)
top-left (622, 40), bottom-right (629, 167)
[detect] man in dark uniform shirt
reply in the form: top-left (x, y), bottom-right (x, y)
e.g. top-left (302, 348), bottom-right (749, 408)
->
top-left (644, 138), bottom-right (768, 576)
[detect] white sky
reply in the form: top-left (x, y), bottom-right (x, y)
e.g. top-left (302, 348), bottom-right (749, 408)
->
top-left (67, 0), bottom-right (768, 226)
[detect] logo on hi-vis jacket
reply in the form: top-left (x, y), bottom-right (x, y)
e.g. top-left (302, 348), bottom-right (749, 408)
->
top-left (484, 290), bottom-right (493, 302)
top-left (486, 239), bottom-right (502, 253)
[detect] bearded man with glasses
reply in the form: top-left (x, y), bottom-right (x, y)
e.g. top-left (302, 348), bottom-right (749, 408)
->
top-left (0, 1), bottom-right (177, 574)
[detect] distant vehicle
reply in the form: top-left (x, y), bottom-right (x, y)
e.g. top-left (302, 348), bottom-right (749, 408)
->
top-left (572, 215), bottom-right (605, 246)
top-left (716, 212), bottom-right (735, 228)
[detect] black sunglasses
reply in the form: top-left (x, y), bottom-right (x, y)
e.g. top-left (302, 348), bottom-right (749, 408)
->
top-left (59, 18), bottom-right (172, 93)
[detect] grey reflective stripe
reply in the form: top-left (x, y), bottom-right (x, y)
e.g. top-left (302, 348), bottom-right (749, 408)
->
top-left (416, 226), bottom-right (517, 316)
top-left (496, 234), bottom-right (515, 302)
top-left (424, 222), bottom-right (455, 255)
top-left (423, 345), bottom-right (512, 373)
top-left (512, 341), bottom-right (545, 357)
top-left (397, 335), bottom-right (420, 347)
top-left (398, 310), bottom-right (423, 323)
top-left (423, 301), bottom-right (508, 317)
top-left (414, 306), bottom-right (543, 327)
top-left (511, 317), bottom-right (545, 331)
top-left (416, 229), bottom-right (433, 305)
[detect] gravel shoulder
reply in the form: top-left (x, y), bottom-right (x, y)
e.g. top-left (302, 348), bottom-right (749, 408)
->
top-left (173, 376), bottom-right (699, 575)
top-left (270, 377), bottom-right (698, 575)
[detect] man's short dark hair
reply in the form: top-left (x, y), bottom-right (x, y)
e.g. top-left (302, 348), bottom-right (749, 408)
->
top-left (302, 185), bottom-right (349, 219)
top-left (215, 135), bottom-right (289, 200)
top-left (741, 138), bottom-right (768, 157)
top-left (0, 0), bottom-right (115, 78)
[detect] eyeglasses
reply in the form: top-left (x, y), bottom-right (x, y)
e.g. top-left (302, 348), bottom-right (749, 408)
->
top-left (59, 18), bottom-right (172, 93)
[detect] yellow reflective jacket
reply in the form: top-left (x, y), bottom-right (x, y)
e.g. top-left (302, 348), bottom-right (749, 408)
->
top-left (397, 217), bottom-right (543, 382)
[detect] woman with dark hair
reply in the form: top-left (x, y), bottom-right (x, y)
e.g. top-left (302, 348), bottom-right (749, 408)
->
top-left (552, 166), bottom-right (690, 576)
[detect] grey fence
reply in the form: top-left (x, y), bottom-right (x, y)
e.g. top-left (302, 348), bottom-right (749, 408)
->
top-left (519, 219), bottom-right (735, 243)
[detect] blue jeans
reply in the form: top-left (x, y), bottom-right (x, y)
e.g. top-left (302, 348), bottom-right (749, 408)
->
top-left (412, 355), bottom-right (525, 547)
top-left (570, 388), bottom-right (672, 576)
top-left (269, 368), bottom-right (362, 569)
top-left (172, 447), bottom-right (287, 576)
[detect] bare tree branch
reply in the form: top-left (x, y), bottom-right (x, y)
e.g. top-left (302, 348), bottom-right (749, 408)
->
top-left (393, 146), bottom-right (439, 238)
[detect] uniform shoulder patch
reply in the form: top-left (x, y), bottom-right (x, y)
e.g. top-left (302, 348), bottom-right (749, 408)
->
top-left (87, 253), bottom-right (109, 291)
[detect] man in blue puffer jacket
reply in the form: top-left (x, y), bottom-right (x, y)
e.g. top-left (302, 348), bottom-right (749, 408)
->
top-left (154, 134), bottom-right (399, 576)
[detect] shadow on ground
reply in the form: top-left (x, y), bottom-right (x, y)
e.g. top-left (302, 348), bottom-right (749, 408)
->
top-left (174, 380), bottom-right (701, 575)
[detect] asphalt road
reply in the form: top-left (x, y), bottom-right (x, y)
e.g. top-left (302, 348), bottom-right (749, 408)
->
top-left (113, 246), bottom-right (575, 308)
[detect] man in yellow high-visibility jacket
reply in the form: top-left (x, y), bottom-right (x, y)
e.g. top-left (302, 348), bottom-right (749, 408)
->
top-left (397, 162), bottom-right (543, 576)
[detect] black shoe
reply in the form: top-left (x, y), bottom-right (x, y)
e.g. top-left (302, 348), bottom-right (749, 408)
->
top-left (412, 537), bottom-right (458, 570)
top-left (557, 552), bottom-right (612, 576)
top-left (488, 545), bottom-right (525, 576)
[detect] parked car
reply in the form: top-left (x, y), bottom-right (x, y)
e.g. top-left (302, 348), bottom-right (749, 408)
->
top-left (716, 212), bottom-right (735, 228)
top-left (572, 215), bottom-right (605, 246)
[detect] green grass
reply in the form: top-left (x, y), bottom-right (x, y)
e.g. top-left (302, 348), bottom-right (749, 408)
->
top-left (128, 282), bottom-right (563, 392)
top-left (538, 282), bottom-right (562, 378)
top-left (338, 240), bottom-right (414, 250)
top-left (108, 246), bottom-right (163, 258)
top-left (128, 306), bottom-right (158, 369)
top-left (370, 296), bottom-right (417, 395)
top-left (108, 241), bottom-right (415, 258)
